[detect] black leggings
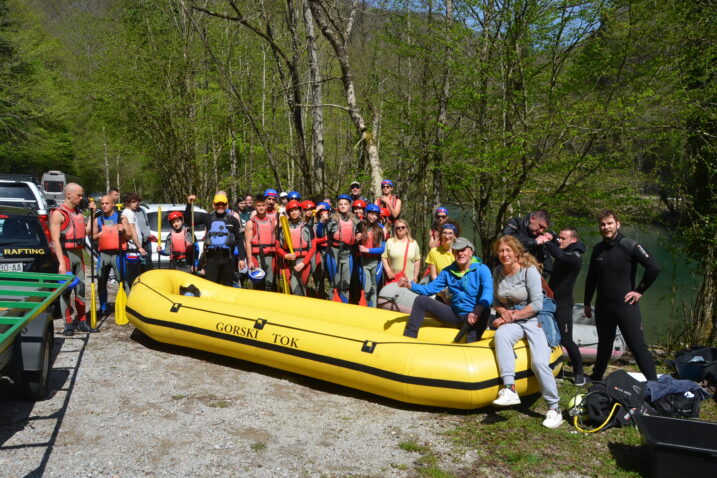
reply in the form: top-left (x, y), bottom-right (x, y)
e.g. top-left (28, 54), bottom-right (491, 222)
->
top-left (404, 295), bottom-right (490, 343)
top-left (593, 301), bottom-right (657, 381)
top-left (205, 253), bottom-right (235, 287)
top-left (554, 298), bottom-right (583, 375)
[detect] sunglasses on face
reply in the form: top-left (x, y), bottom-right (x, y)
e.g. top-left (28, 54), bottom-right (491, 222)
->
top-left (436, 215), bottom-right (447, 219)
top-left (351, 185), bottom-right (360, 189)
top-left (381, 185), bottom-right (392, 189)
top-left (214, 202), bottom-right (227, 207)
top-left (395, 226), bottom-right (407, 230)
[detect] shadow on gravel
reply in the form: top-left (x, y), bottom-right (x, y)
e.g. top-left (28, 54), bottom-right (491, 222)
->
top-left (0, 331), bottom-right (90, 478)
top-left (130, 327), bottom-right (488, 416)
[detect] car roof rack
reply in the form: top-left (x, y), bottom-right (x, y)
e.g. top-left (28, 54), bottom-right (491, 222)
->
top-left (0, 174), bottom-right (37, 183)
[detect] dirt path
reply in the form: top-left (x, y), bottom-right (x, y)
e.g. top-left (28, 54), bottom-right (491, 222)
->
top-left (1, 289), bottom-right (476, 477)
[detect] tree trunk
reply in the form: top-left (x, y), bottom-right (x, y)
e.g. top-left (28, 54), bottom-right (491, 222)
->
top-left (303, 1), bottom-right (325, 192)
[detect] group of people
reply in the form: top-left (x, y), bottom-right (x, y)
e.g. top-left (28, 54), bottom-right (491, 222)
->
top-left (398, 208), bottom-right (660, 429)
top-left (51, 181), bottom-right (661, 430)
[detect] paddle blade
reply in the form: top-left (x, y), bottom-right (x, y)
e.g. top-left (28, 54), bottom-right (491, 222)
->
top-left (115, 283), bottom-right (129, 325)
top-left (359, 290), bottom-right (367, 307)
top-left (90, 284), bottom-right (97, 329)
top-left (280, 215), bottom-right (294, 254)
top-left (332, 288), bottom-right (342, 302)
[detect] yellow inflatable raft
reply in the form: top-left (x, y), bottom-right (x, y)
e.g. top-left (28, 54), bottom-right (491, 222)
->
top-left (126, 270), bottom-right (562, 409)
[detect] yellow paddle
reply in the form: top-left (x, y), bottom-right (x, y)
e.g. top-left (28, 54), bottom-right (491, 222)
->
top-left (156, 206), bottom-right (162, 270)
top-left (89, 198), bottom-right (97, 329)
top-left (115, 226), bottom-right (129, 325)
top-left (279, 215), bottom-right (294, 294)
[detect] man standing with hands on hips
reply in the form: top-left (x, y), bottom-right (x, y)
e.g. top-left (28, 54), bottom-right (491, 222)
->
top-left (584, 210), bottom-right (660, 382)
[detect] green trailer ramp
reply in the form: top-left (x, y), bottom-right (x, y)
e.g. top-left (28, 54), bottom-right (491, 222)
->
top-left (0, 271), bottom-right (73, 357)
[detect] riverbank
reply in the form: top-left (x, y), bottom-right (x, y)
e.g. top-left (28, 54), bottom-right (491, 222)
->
top-left (1, 292), bottom-right (714, 477)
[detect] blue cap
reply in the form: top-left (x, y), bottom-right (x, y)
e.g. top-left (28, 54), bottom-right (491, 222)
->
top-left (264, 189), bottom-right (278, 198)
top-left (317, 201), bottom-right (331, 212)
top-left (381, 179), bottom-right (394, 187)
top-left (435, 207), bottom-right (448, 215)
top-left (365, 204), bottom-right (380, 214)
top-left (248, 268), bottom-right (266, 282)
top-left (287, 191), bottom-right (301, 200)
top-left (337, 194), bottom-right (352, 202)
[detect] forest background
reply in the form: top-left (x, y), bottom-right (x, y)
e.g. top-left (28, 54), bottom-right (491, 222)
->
top-left (0, 0), bottom-right (714, 345)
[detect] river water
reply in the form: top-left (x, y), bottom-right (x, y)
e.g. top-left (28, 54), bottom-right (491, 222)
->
top-left (443, 210), bottom-right (699, 344)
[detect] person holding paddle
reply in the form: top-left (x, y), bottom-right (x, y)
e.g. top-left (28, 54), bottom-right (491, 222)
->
top-left (398, 237), bottom-right (492, 343)
top-left (276, 200), bottom-right (315, 296)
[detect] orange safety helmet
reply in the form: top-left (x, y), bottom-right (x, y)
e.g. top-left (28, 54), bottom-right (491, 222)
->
top-left (301, 200), bottom-right (316, 210)
top-left (168, 211), bottom-right (184, 222)
top-left (352, 199), bottom-right (367, 209)
top-left (286, 200), bottom-right (302, 211)
top-left (380, 207), bottom-right (391, 218)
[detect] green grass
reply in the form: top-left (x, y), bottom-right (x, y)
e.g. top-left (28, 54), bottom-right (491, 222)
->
top-left (251, 442), bottom-right (267, 452)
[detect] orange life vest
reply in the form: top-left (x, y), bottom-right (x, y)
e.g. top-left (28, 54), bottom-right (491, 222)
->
top-left (97, 212), bottom-right (126, 252)
top-left (169, 228), bottom-right (192, 260)
top-left (57, 204), bottom-right (86, 250)
top-left (282, 222), bottom-right (311, 258)
top-left (250, 215), bottom-right (276, 254)
top-left (330, 216), bottom-right (355, 248)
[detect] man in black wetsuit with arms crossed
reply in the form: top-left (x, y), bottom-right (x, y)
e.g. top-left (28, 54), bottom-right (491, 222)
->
top-left (584, 210), bottom-right (660, 382)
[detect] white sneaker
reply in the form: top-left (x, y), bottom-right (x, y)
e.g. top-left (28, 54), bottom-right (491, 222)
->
top-left (492, 387), bottom-right (521, 407)
top-left (542, 409), bottom-right (564, 429)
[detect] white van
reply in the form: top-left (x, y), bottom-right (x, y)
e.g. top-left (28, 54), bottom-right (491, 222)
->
top-left (41, 170), bottom-right (80, 203)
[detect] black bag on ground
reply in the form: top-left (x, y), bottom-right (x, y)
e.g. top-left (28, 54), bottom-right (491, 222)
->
top-left (650, 392), bottom-right (702, 418)
top-left (668, 346), bottom-right (717, 386)
top-left (581, 370), bottom-right (650, 431)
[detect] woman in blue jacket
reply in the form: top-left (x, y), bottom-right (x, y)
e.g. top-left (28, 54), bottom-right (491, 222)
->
top-left (398, 237), bottom-right (492, 343)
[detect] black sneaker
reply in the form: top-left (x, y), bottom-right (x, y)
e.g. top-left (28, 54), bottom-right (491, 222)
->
top-left (574, 373), bottom-right (587, 387)
top-left (62, 325), bottom-right (75, 336)
top-left (77, 321), bottom-right (98, 333)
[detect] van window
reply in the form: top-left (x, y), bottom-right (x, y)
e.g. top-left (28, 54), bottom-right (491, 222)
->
top-left (0, 183), bottom-right (36, 200)
top-left (0, 216), bottom-right (45, 247)
top-left (44, 180), bottom-right (65, 193)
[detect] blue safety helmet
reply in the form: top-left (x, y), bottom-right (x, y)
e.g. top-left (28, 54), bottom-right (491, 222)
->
top-left (317, 201), bottom-right (332, 212)
top-left (287, 191), bottom-right (301, 200)
top-left (337, 194), bottom-right (352, 203)
top-left (365, 204), bottom-right (381, 214)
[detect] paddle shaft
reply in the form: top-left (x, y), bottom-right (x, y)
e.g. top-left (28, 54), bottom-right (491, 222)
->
top-left (157, 206), bottom-right (162, 270)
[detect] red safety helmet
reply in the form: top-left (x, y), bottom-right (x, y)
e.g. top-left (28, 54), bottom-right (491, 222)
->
top-left (380, 207), bottom-right (391, 218)
top-left (352, 199), bottom-right (367, 209)
top-left (168, 211), bottom-right (184, 222)
top-left (301, 200), bottom-right (316, 210)
top-left (286, 200), bottom-right (302, 211)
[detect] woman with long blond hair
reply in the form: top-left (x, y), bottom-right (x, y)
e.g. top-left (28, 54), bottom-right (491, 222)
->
top-left (491, 235), bottom-right (563, 429)
top-left (381, 219), bottom-right (421, 283)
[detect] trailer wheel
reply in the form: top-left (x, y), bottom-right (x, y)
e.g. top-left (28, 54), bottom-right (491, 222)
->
top-left (22, 331), bottom-right (51, 400)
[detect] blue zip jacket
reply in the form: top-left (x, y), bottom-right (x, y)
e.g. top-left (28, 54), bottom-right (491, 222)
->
top-left (410, 257), bottom-right (493, 315)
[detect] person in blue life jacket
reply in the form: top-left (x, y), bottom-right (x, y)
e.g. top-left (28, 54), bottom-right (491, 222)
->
top-left (357, 204), bottom-right (385, 307)
top-left (398, 237), bottom-right (493, 343)
top-left (326, 195), bottom-right (359, 303)
top-left (92, 195), bottom-right (129, 316)
top-left (186, 193), bottom-right (245, 286)
top-left (159, 211), bottom-right (197, 273)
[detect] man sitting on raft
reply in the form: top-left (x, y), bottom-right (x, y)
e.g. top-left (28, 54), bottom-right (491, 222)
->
top-left (398, 237), bottom-right (493, 343)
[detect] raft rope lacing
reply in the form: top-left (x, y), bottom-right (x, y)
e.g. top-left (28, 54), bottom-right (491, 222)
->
top-left (131, 278), bottom-right (515, 351)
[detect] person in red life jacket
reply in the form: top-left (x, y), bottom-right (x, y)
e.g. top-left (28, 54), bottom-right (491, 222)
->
top-left (160, 211), bottom-right (195, 273)
top-left (301, 200), bottom-right (316, 225)
top-left (379, 207), bottom-right (392, 239)
top-left (352, 199), bottom-right (366, 220)
top-left (276, 200), bottom-right (316, 296)
top-left (374, 179), bottom-right (402, 223)
top-left (50, 183), bottom-right (96, 335)
top-left (244, 194), bottom-right (278, 291)
top-left (92, 195), bottom-right (129, 316)
top-left (357, 204), bottom-right (385, 307)
top-left (310, 201), bottom-right (331, 299)
top-left (326, 195), bottom-right (359, 303)
top-left (185, 193), bottom-right (245, 286)
top-left (428, 207), bottom-right (450, 249)
top-left (263, 188), bottom-right (280, 223)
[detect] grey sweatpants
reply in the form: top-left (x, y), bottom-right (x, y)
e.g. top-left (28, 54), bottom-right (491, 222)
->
top-left (494, 318), bottom-right (560, 409)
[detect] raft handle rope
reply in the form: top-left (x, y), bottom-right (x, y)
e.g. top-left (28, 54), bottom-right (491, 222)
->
top-left (134, 278), bottom-right (508, 351)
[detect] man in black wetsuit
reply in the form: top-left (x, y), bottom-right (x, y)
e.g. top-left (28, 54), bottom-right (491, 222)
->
top-left (186, 193), bottom-right (246, 286)
top-left (502, 209), bottom-right (554, 275)
top-left (546, 227), bottom-right (587, 386)
top-left (584, 210), bottom-right (660, 382)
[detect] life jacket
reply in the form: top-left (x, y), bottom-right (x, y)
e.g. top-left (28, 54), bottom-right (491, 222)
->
top-left (359, 227), bottom-right (380, 257)
top-left (330, 216), bottom-right (355, 248)
top-left (374, 195), bottom-right (399, 221)
top-left (169, 227), bottom-right (192, 260)
top-left (282, 222), bottom-right (311, 258)
top-left (250, 215), bottom-right (276, 254)
top-left (205, 217), bottom-right (234, 251)
top-left (266, 208), bottom-right (279, 225)
top-left (57, 204), bottom-right (86, 250)
top-left (97, 212), bottom-right (126, 252)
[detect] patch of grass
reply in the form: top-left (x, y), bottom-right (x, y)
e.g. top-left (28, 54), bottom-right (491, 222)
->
top-left (171, 394), bottom-right (186, 400)
top-left (398, 440), bottom-right (454, 477)
top-left (399, 440), bottom-right (426, 453)
top-left (251, 442), bottom-right (267, 452)
top-left (208, 400), bottom-right (230, 408)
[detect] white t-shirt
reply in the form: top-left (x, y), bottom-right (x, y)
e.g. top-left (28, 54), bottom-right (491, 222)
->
top-left (121, 208), bottom-right (140, 248)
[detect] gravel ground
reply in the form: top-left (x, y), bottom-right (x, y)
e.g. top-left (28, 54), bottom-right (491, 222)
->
top-left (0, 281), bottom-right (479, 478)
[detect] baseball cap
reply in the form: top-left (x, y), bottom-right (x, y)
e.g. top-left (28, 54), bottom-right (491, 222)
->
top-left (451, 237), bottom-right (475, 252)
top-left (381, 179), bottom-right (394, 187)
top-left (279, 191), bottom-right (288, 198)
top-left (264, 188), bottom-right (278, 198)
top-left (350, 181), bottom-right (361, 188)
top-left (213, 193), bottom-right (229, 204)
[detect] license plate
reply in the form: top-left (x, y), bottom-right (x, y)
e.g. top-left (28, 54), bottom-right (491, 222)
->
top-left (0, 263), bottom-right (24, 272)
